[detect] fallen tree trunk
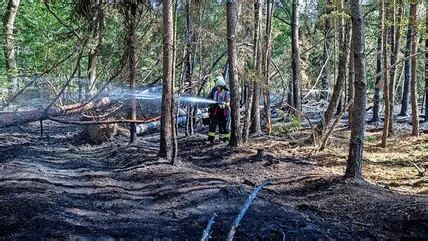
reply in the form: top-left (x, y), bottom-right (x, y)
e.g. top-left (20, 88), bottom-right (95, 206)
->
top-left (0, 97), bottom-right (111, 128)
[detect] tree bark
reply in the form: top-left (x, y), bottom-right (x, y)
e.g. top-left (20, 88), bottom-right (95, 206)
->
top-left (125, 4), bottom-right (138, 144)
top-left (263, 0), bottom-right (274, 135)
top-left (345, 0), bottom-right (366, 179)
top-left (347, 30), bottom-right (355, 128)
top-left (320, 0), bottom-right (332, 101)
top-left (250, 0), bottom-right (262, 135)
top-left (291, 0), bottom-right (301, 112)
top-left (372, 31), bottom-right (382, 122)
top-left (184, 0), bottom-right (194, 136)
top-left (399, 17), bottom-right (412, 117)
top-left (409, 3), bottom-right (419, 136)
top-left (387, 0), bottom-right (403, 135)
top-left (3, 0), bottom-right (20, 95)
top-left (314, 0), bottom-right (350, 143)
top-left (424, 3), bottom-right (428, 124)
top-left (159, 0), bottom-right (174, 159)
top-left (226, 0), bottom-right (242, 146)
top-left (87, 4), bottom-right (104, 98)
top-left (381, 0), bottom-right (390, 147)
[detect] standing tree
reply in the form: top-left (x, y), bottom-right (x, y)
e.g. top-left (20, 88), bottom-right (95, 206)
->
top-left (372, 31), bottom-right (382, 122)
top-left (315, 0), bottom-right (350, 144)
top-left (3, 0), bottom-right (20, 95)
top-left (159, 0), bottom-right (174, 159)
top-left (226, 0), bottom-right (242, 146)
top-left (399, 12), bottom-right (413, 117)
top-left (381, 0), bottom-right (390, 147)
top-left (387, 0), bottom-right (403, 135)
top-left (87, 3), bottom-right (104, 97)
top-left (250, 0), bottom-right (262, 135)
top-left (424, 3), bottom-right (428, 125)
top-left (291, 0), bottom-right (301, 112)
top-left (409, 2), bottom-right (419, 136)
top-left (124, 3), bottom-right (138, 143)
top-left (262, 0), bottom-right (274, 135)
top-left (345, 0), bottom-right (366, 178)
top-left (320, 0), bottom-right (332, 101)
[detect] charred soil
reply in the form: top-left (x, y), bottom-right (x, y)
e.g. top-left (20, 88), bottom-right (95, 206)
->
top-left (0, 122), bottom-right (427, 240)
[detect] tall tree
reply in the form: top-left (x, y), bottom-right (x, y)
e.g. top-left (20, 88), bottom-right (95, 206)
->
top-left (424, 2), bottom-right (428, 124)
top-left (263, 0), bottom-right (274, 135)
top-left (372, 32), bottom-right (382, 122)
top-left (184, 0), bottom-right (194, 136)
top-left (345, 0), bottom-right (366, 178)
top-left (381, 0), bottom-right (390, 147)
top-left (3, 0), bottom-right (20, 95)
top-left (320, 0), bottom-right (332, 101)
top-left (315, 0), bottom-right (350, 143)
top-left (291, 0), bottom-right (301, 112)
top-left (87, 3), bottom-right (104, 97)
top-left (249, 0), bottom-right (262, 136)
top-left (159, 0), bottom-right (174, 159)
top-left (399, 12), bottom-right (412, 117)
top-left (409, 2), bottom-right (419, 136)
top-left (387, 0), bottom-right (403, 135)
top-left (124, 4), bottom-right (138, 143)
top-left (226, 0), bottom-right (241, 146)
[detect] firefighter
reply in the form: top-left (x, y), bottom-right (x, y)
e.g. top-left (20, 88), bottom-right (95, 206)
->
top-left (207, 76), bottom-right (231, 143)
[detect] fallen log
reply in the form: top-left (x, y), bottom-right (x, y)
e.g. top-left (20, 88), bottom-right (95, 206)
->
top-left (0, 97), bottom-right (111, 129)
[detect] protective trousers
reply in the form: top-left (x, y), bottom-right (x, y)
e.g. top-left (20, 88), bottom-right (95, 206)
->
top-left (207, 106), bottom-right (230, 142)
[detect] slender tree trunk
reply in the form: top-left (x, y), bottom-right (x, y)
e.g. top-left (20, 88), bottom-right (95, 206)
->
top-left (399, 18), bottom-right (412, 117)
top-left (347, 31), bottom-right (355, 128)
top-left (250, 0), bottom-right (262, 134)
top-left (87, 5), bottom-right (104, 98)
top-left (372, 34), bottom-right (382, 122)
top-left (226, 0), bottom-right (242, 146)
top-left (263, 0), bottom-right (274, 135)
top-left (424, 4), bottom-right (428, 124)
top-left (314, 0), bottom-right (349, 143)
top-left (3, 0), bottom-right (20, 95)
top-left (320, 0), bottom-right (332, 101)
top-left (387, 1), bottom-right (403, 135)
top-left (409, 3), bottom-right (419, 136)
top-left (126, 4), bottom-right (138, 144)
top-left (159, 0), bottom-right (174, 159)
top-left (345, 0), bottom-right (366, 179)
top-left (381, 0), bottom-right (390, 147)
top-left (291, 0), bottom-right (301, 112)
top-left (184, 0), bottom-right (194, 136)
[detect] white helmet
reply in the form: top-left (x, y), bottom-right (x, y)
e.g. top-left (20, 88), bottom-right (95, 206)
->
top-left (216, 76), bottom-right (226, 86)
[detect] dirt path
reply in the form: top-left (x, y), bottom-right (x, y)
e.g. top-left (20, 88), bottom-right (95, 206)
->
top-left (0, 122), bottom-right (427, 239)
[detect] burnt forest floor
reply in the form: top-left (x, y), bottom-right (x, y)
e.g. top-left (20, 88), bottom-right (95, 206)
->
top-left (0, 121), bottom-right (427, 240)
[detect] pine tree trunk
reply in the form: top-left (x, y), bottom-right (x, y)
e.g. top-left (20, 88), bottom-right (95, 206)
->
top-left (320, 0), bottom-right (332, 101)
top-left (263, 1), bottom-right (274, 135)
top-left (347, 31), bottom-right (354, 128)
top-left (125, 4), bottom-right (137, 144)
top-left (87, 5), bottom-right (104, 98)
top-left (424, 4), bottom-right (428, 124)
top-left (314, 0), bottom-right (350, 143)
top-left (3, 0), bottom-right (20, 95)
top-left (372, 34), bottom-right (382, 122)
top-left (291, 0), bottom-right (301, 112)
top-left (381, 0), bottom-right (390, 147)
top-left (184, 0), bottom-right (194, 136)
top-left (250, 0), bottom-right (262, 134)
top-left (345, 0), bottom-right (366, 179)
top-left (226, 0), bottom-right (242, 146)
top-left (387, 1), bottom-right (403, 135)
top-left (409, 3), bottom-right (419, 136)
top-left (159, 0), bottom-right (174, 158)
top-left (399, 19), bottom-right (412, 117)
